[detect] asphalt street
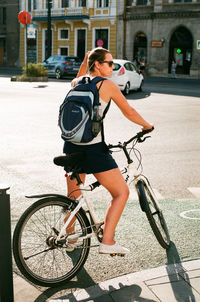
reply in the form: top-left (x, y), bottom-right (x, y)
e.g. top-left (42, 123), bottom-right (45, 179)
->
top-left (0, 76), bottom-right (200, 300)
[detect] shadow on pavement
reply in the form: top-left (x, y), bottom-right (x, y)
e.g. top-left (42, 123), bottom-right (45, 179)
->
top-left (166, 241), bottom-right (196, 302)
top-left (143, 77), bottom-right (200, 98)
top-left (34, 266), bottom-right (96, 301)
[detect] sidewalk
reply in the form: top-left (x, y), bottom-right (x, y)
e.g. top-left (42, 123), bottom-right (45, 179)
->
top-left (14, 259), bottom-right (200, 302)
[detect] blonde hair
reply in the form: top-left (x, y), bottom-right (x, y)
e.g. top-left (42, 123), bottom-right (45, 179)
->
top-left (88, 47), bottom-right (110, 72)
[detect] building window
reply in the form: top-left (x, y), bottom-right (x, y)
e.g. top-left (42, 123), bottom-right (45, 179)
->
top-left (28, 0), bottom-right (32, 11)
top-left (78, 0), bottom-right (87, 6)
top-left (33, 0), bottom-right (37, 9)
top-left (60, 47), bottom-right (69, 56)
top-left (2, 7), bottom-right (7, 25)
top-left (59, 29), bottom-right (69, 40)
top-left (97, 0), bottom-right (109, 8)
top-left (136, 0), bottom-right (147, 5)
top-left (61, 0), bottom-right (69, 7)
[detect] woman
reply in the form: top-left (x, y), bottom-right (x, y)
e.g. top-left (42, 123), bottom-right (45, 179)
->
top-left (64, 47), bottom-right (153, 255)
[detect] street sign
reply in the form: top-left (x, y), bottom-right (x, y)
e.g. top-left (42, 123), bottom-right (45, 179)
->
top-left (197, 40), bottom-right (200, 50)
top-left (97, 39), bottom-right (104, 47)
top-left (18, 11), bottom-right (31, 25)
top-left (27, 24), bottom-right (36, 39)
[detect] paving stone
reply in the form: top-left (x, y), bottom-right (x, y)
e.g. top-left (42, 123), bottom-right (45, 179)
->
top-left (14, 275), bottom-right (41, 302)
top-left (110, 283), bottom-right (160, 302)
top-left (148, 278), bottom-right (200, 302)
top-left (179, 269), bottom-right (200, 295)
top-left (182, 259), bottom-right (200, 271)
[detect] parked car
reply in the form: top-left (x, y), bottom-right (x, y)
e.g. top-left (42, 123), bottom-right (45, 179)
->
top-left (41, 55), bottom-right (81, 79)
top-left (109, 59), bottom-right (144, 94)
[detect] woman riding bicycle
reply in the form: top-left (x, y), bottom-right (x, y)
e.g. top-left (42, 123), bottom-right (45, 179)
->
top-left (64, 47), bottom-right (153, 255)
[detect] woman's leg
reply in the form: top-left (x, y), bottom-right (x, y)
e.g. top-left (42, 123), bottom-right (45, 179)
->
top-left (94, 168), bottom-right (129, 245)
top-left (65, 173), bottom-right (86, 235)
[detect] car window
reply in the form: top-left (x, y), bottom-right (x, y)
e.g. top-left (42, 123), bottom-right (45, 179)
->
top-left (53, 56), bottom-right (61, 61)
top-left (64, 57), bottom-right (80, 63)
top-left (130, 63), bottom-right (136, 72)
top-left (46, 56), bottom-right (54, 63)
top-left (113, 63), bottom-right (121, 71)
top-left (124, 63), bottom-right (131, 71)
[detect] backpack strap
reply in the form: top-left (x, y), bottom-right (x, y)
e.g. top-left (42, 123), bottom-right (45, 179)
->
top-left (101, 100), bottom-right (111, 143)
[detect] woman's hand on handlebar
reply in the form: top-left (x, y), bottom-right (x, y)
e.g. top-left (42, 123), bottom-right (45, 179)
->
top-left (141, 125), bottom-right (154, 133)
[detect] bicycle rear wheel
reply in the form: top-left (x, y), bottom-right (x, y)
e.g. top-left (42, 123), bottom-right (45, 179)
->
top-left (136, 179), bottom-right (170, 249)
top-left (13, 196), bottom-right (91, 287)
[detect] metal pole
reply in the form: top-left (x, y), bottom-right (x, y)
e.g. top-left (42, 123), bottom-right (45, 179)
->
top-left (47, 0), bottom-right (52, 59)
top-left (0, 186), bottom-right (14, 302)
top-left (26, 23), bottom-right (28, 73)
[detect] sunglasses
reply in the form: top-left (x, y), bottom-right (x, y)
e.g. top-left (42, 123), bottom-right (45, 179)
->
top-left (99, 60), bottom-right (114, 67)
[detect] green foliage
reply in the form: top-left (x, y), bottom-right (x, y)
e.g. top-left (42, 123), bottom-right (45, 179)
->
top-left (22, 63), bottom-right (47, 77)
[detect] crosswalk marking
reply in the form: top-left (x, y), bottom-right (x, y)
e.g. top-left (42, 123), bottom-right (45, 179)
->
top-left (188, 187), bottom-right (200, 199)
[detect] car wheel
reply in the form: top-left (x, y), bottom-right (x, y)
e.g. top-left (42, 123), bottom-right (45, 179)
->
top-left (55, 68), bottom-right (62, 79)
top-left (124, 82), bottom-right (130, 95)
top-left (138, 80), bottom-right (144, 92)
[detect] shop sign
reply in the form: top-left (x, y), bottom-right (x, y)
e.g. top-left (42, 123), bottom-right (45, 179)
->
top-left (151, 41), bottom-right (163, 48)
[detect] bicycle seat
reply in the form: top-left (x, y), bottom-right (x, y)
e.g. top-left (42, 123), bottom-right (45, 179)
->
top-left (53, 152), bottom-right (85, 173)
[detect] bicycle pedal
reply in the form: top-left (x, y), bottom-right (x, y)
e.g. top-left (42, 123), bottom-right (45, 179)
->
top-left (118, 254), bottom-right (125, 257)
top-left (110, 253), bottom-right (125, 257)
top-left (110, 253), bottom-right (117, 257)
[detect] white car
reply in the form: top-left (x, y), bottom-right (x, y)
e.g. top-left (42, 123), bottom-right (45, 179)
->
top-left (109, 59), bottom-right (144, 94)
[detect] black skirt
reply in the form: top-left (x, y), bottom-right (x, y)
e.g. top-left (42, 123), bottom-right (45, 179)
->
top-left (63, 141), bottom-right (118, 174)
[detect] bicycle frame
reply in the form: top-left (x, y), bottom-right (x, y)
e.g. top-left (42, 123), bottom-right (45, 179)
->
top-left (56, 128), bottom-right (154, 244)
top-left (56, 161), bottom-right (140, 243)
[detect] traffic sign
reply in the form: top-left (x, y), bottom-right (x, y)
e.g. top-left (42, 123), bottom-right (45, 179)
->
top-left (27, 24), bottom-right (36, 39)
top-left (197, 40), bottom-right (200, 50)
top-left (97, 39), bottom-right (104, 47)
top-left (18, 11), bottom-right (31, 25)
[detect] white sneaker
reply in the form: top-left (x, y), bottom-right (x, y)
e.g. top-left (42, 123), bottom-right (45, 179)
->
top-left (99, 242), bottom-right (130, 255)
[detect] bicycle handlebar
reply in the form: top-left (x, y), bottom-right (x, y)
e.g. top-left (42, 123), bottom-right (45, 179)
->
top-left (108, 126), bottom-right (154, 149)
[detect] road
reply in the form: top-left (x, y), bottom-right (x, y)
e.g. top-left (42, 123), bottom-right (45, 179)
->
top-left (0, 76), bottom-right (200, 300)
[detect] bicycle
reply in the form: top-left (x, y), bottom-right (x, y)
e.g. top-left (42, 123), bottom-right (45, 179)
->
top-left (13, 128), bottom-right (170, 287)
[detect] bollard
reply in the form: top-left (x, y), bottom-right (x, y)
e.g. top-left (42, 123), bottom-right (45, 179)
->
top-left (0, 185), bottom-right (14, 302)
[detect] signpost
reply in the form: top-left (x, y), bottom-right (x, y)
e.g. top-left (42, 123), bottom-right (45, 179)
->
top-left (18, 11), bottom-right (31, 70)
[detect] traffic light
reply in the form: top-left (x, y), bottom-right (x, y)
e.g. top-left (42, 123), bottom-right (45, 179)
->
top-left (177, 48), bottom-right (182, 54)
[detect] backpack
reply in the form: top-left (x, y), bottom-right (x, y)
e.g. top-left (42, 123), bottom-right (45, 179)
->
top-left (58, 76), bottom-right (110, 143)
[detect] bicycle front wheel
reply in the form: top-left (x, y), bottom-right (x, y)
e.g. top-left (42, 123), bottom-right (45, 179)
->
top-left (136, 179), bottom-right (170, 249)
top-left (13, 196), bottom-right (91, 287)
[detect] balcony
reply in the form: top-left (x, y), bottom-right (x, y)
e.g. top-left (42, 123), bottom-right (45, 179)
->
top-left (32, 7), bottom-right (89, 22)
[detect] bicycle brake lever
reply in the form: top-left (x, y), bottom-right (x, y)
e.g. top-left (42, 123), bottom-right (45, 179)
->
top-left (138, 135), bottom-right (151, 143)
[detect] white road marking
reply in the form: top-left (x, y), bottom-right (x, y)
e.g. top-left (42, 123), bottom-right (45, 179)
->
top-left (180, 209), bottom-right (200, 220)
top-left (187, 187), bottom-right (200, 199)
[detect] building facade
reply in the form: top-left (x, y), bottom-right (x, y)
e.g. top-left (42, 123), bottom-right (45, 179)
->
top-left (120, 0), bottom-right (200, 77)
top-left (18, 0), bottom-right (200, 77)
top-left (19, 0), bottom-right (119, 66)
top-left (0, 0), bottom-right (20, 66)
